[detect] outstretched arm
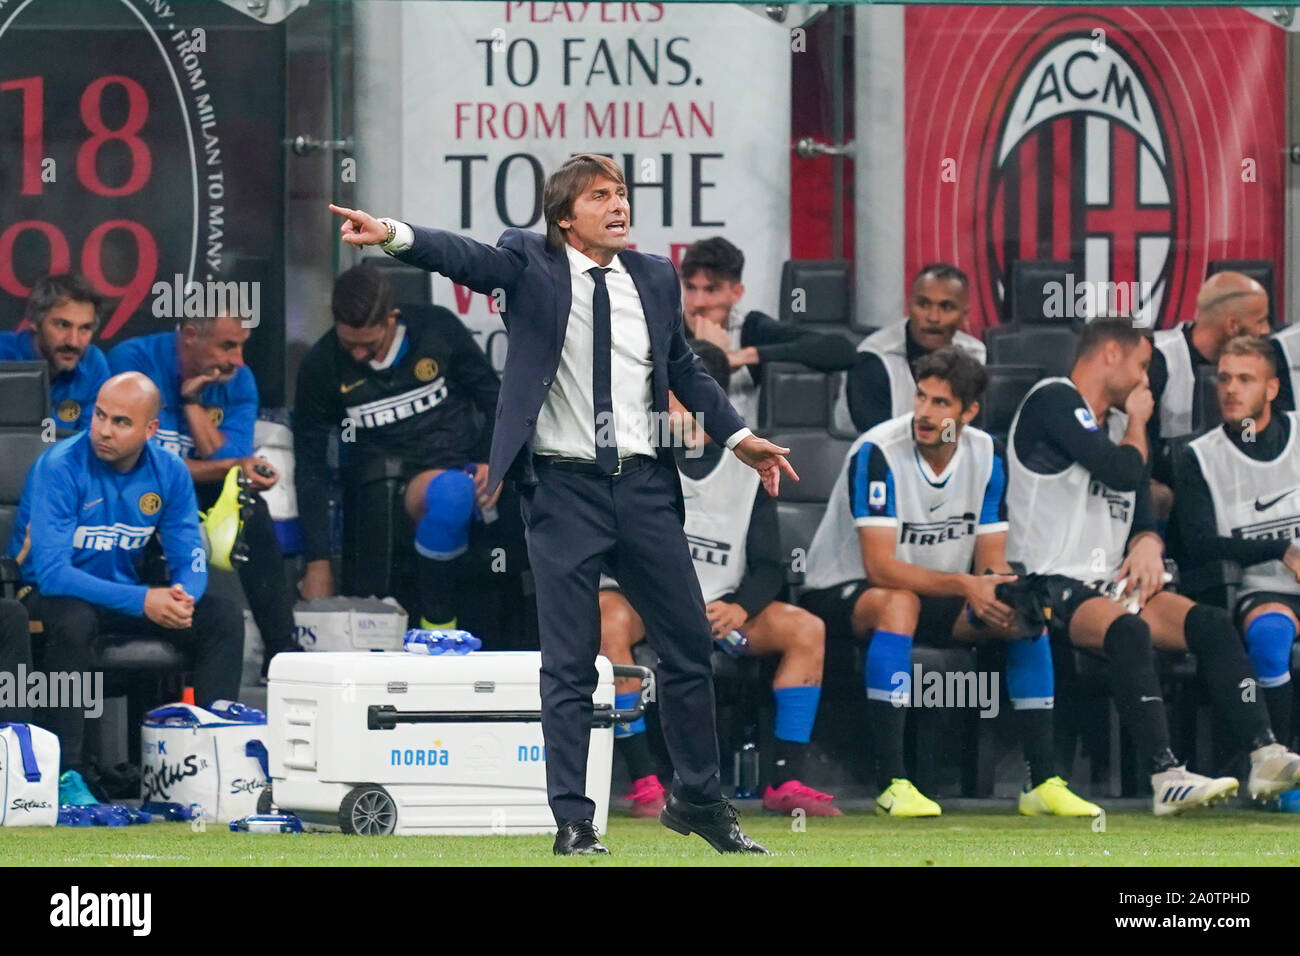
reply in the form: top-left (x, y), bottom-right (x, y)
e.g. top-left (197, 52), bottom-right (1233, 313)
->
top-left (329, 203), bottom-right (526, 294)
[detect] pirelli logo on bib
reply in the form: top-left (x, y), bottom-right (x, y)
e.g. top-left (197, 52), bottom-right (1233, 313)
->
top-left (687, 533), bottom-right (732, 567)
top-left (1088, 480), bottom-right (1131, 522)
top-left (346, 380), bottom-right (448, 428)
top-left (1232, 515), bottom-right (1300, 543)
top-left (899, 514), bottom-right (976, 547)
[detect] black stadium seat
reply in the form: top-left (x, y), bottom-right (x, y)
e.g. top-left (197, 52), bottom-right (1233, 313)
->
top-left (0, 361), bottom-right (49, 426)
top-left (767, 429), bottom-right (851, 587)
top-left (975, 364), bottom-right (1043, 442)
top-left (1192, 364), bottom-right (1222, 434)
top-left (768, 429), bottom-right (851, 504)
top-left (778, 259), bottom-right (854, 328)
top-left (757, 362), bottom-right (830, 430)
top-left (0, 361), bottom-right (50, 549)
top-left (366, 255), bottom-right (433, 308)
top-left (1007, 259), bottom-right (1075, 325)
top-left (984, 324), bottom-right (1079, 379)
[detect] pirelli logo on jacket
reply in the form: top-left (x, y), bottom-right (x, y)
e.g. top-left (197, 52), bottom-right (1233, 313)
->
top-left (72, 524), bottom-right (154, 552)
top-left (346, 379), bottom-right (449, 429)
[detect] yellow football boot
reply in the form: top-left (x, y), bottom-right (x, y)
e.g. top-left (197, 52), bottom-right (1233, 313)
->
top-left (1018, 776), bottom-right (1102, 817)
top-left (875, 778), bottom-right (942, 817)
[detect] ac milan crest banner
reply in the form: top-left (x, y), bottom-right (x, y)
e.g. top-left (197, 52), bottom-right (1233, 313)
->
top-left (905, 6), bottom-right (1286, 336)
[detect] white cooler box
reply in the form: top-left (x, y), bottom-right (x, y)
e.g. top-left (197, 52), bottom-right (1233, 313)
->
top-left (264, 651), bottom-right (649, 836)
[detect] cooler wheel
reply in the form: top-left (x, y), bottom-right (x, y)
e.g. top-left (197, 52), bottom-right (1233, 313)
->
top-left (339, 784), bottom-right (397, 835)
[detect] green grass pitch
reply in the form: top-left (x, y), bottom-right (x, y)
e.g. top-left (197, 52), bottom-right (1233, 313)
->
top-left (4, 808), bottom-right (1300, 866)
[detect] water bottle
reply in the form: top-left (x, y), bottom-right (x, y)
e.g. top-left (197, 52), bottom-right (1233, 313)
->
top-left (404, 628), bottom-right (482, 655)
top-left (229, 813), bottom-right (304, 834)
top-left (464, 463), bottom-right (499, 524)
top-left (715, 629), bottom-right (748, 659)
top-left (733, 725), bottom-right (759, 799)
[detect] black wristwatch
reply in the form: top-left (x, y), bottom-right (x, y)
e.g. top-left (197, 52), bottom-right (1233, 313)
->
top-left (180, 394), bottom-right (201, 406)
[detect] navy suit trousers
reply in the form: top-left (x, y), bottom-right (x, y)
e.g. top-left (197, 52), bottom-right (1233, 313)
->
top-left (519, 458), bottom-right (722, 824)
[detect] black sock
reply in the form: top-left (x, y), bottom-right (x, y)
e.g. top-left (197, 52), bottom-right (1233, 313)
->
top-left (1184, 604), bottom-right (1275, 752)
top-left (1265, 683), bottom-right (1294, 748)
top-left (616, 733), bottom-right (656, 781)
top-left (868, 699), bottom-right (908, 790)
top-left (1102, 614), bottom-right (1175, 773)
top-left (1015, 707), bottom-right (1057, 787)
top-left (772, 738), bottom-right (805, 786)
top-left (417, 552), bottom-right (467, 626)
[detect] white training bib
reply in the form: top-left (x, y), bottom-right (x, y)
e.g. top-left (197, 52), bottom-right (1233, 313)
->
top-left (681, 452), bottom-right (761, 603)
top-left (1006, 377), bottom-right (1134, 581)
top-left (1153, 323), bottom-right (1194, 438)
top-left (1190, 413), bottom-right (1300, 598)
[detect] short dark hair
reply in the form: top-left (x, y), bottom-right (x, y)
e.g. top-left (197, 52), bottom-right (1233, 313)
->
top-left (24, 273), bottom-right (105, 329)
top-left (542, 153), bottom-right (626, 251)
top-left (1075, 318), bottom-right (1150, 362)
top-left (688, 339), bottom-right (731, 392)
top-left (913, 345), bottom-right (988, 409)
top-left (1220, 334), bottom-right (1278, 377)
top-left (912, 263), bottom-right (969, 292)
top-left (680, 237), bottom-right (744, 284)
top-left (332, 263), bottom-right (393, 328)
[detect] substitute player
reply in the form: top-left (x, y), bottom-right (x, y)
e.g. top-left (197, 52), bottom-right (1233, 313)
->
top-left (1007, 320), bottom-right (1300, 814)
top-left (294, 264), bottom-right (504, 631)
top-left (600, 342), bottom-right (837, 818)
top-left (832, 264), bottom-right (986, 435)
top-left (108, 313), bottom-right (299, 678)
top-left (802, 346), bottom-right (1098, 817)
top-left (680, 237), bottom-right (855, 425)
top-left (6, 373), bottom-right (242, 796)
top-left (1146, 271), bottom-right (1271, 516)
top-left (1176, 336), bottom-right (1300, 748)
top-left (0, 273), bottom-right (110, 433)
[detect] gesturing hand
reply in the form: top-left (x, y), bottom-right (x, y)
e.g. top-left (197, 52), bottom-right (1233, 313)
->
top-left (732, 434), bottom-right (800, 497)
top-left (329, 203), bottom-right (390, 246)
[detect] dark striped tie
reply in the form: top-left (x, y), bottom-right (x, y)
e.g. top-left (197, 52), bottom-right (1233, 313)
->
top-left (588, 266), bottom-right (618, 474)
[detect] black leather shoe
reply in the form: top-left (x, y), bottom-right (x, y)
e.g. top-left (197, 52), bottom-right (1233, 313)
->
top-left (553, 820), bottom-right (610, 856)
top-left (660, 793), bottom-right (768, 854)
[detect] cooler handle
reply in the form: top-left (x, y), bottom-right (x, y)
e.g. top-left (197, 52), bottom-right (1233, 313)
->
top-left (594, 664), bottom-right (653, 726)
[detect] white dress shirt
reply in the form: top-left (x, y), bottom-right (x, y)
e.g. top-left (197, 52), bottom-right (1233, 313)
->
top-left (382, 221), bottom-right (751, 456)
top-left (533, 245), bottom-right (656, 459)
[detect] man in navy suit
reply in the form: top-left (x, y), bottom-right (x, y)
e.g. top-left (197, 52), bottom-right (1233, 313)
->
top-left (331, 153), bottom-right (797, 854)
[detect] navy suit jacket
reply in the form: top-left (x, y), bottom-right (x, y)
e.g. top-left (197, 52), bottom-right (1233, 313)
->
top-left (395, 227), bottom-right (747, 502)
